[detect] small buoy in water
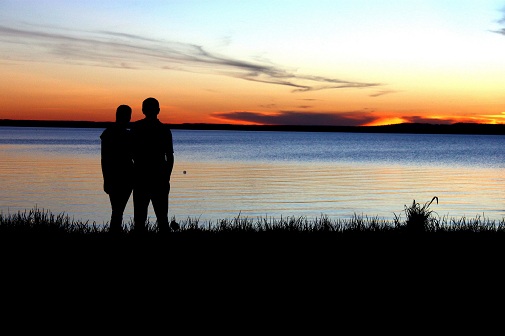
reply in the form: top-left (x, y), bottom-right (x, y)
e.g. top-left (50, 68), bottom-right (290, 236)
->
top-left (183, 170), bottom-right (187, 174)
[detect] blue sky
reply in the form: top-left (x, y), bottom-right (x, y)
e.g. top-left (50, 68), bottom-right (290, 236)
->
top-left (1, 1), bottom-right (505, 125)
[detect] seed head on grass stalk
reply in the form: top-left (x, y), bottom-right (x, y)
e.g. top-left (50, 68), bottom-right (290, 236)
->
top-left (401, 196), bottom-right (439, 233)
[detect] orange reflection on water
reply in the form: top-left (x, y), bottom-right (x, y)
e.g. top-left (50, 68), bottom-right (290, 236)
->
top-left (2, 144), bottom-right (505, 225)
top-left (170, 160), bottom-right (505, 222)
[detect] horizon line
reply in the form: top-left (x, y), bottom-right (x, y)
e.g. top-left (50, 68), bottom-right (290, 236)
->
top-left (0, 118), bottom-right (500, 127)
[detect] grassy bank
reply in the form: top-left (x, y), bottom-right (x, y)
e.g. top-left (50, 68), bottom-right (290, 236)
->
top-left (2, 197), bottom-right (505, 236)
top-left (2, 199), bottom-right (504, 284)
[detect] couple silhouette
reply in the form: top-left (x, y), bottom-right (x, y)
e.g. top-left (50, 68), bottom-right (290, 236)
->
top-left (100, 97), bottom-right (176, 234)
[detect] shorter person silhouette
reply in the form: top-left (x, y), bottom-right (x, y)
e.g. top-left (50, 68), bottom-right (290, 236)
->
top-left (131, 97), bottom-right (174, 234)
top-left (100, 105), bottom-right (134, 234)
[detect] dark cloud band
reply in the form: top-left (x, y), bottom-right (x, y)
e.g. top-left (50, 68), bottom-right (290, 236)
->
top-left (211, 111), bottom-right (377, 127)
top-left (212, 111), bottom-right (458, 126)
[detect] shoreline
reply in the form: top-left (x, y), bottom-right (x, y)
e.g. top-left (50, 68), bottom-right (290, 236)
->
top-left (2, 119), bottom-right (505, 135)
top-left (2, 207), bottom-right (504, 279)
top-left (2, 206), bottom-right (504, 233)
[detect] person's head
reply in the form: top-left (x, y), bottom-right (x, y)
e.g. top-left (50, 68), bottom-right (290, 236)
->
top-left (142, 97), bottom-right (160, 118)
top-left (116, 105), bottom-right (132, 125)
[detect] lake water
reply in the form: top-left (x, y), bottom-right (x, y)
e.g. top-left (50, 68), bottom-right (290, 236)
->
top-left (1, 126), bottom-right (504, 225)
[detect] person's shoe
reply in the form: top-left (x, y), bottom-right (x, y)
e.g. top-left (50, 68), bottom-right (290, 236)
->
top-left (170, 220), bottom-right (180, 231)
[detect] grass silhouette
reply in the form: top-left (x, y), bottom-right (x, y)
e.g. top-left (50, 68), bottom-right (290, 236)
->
top-left (2, 199), bottom-right (504, 288)
top-left (2, 197), bottom-right (505, 237)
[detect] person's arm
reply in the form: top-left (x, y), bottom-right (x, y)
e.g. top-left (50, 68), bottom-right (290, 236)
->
top-left (165, 127), bottom-right (174, 180)
top-left (167, 152), bottom-right (174, 180)
top-left (101, 151), bottom-right (111, 194)
top-left (101, 141), bottom-right (112, 194)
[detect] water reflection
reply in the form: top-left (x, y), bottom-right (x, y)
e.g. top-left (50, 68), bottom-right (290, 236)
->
top-left (171, 160), bottom-right (505, 223)
top-left (1, 128), bottom-right (504, 224)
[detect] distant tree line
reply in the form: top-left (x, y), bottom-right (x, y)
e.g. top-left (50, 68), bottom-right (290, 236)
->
top-left (1, 119), bottom-right (504, 135)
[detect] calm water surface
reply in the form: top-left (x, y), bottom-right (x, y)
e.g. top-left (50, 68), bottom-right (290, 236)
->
top-left (1, 126), bottom-right (504, 225)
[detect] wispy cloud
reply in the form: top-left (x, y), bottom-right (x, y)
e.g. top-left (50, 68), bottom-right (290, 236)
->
top-left (369, 90), bottom-right (397, 97)
top-left (492, 7), bottom-right (505, 35)
top-left (0, 24), bottom-right (381, 92)
top-left (401, 116), bottom-right (452, 124)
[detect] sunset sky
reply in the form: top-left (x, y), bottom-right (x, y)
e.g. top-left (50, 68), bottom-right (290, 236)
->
top-left (1, 0), bottom-right (505, 126)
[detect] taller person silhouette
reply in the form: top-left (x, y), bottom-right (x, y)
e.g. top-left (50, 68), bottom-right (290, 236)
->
top-left (100, 105), bottom-right (134, 234)
top-left (132, 97), bottom-right (174, 233)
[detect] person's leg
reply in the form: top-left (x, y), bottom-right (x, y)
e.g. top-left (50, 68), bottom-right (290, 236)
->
top-left (110, 188), bottom-right (132, 234)
top-left (133, 188), bottom-right (150, 233)
top-left (109, 193), bottom-right (121, 234)
top-left (109, 189), bottom-right (131, 234)
top-left (151, 188), bottom-right (170, 233)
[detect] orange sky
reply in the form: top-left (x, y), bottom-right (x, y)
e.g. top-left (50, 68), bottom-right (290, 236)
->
top-left (2, 1), bottom-right (505, 126)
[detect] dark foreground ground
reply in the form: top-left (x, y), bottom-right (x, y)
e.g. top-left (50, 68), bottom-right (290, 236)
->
top-left (3, 230), bottom-right (504, 276)
top-left (1, 231), bottom-right (502, 331)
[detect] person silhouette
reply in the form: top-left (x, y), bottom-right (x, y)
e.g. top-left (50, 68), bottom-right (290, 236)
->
top-left (131, 97), bottom-right (174, 234)
top-left (100, 105), bottom-right (134, 234)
